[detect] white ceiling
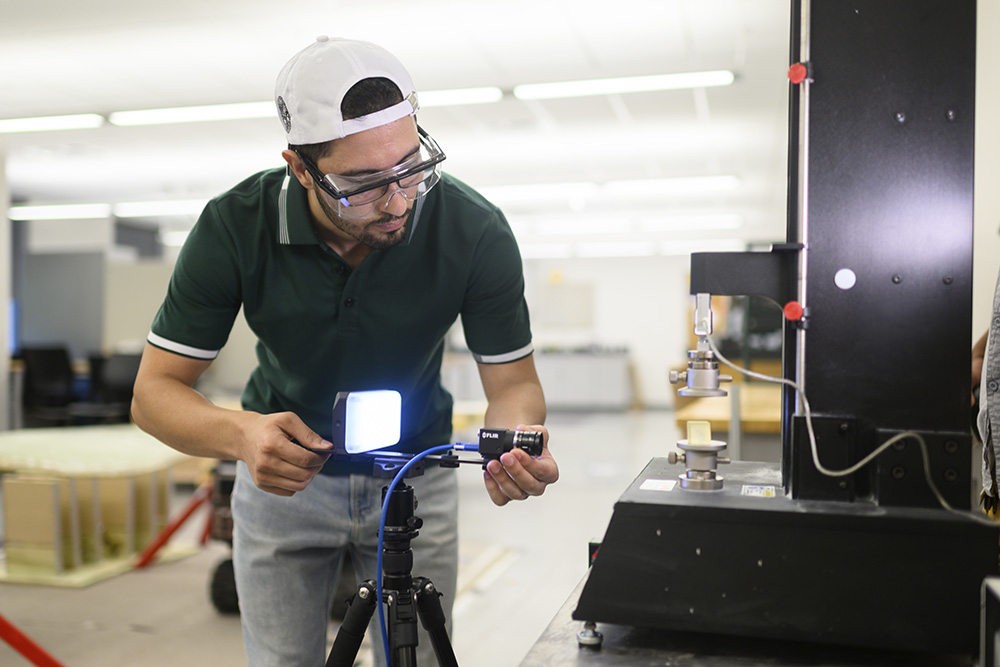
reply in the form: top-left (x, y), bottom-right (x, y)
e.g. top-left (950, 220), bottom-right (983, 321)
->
top-left (0, 0), bottom-right (793, 252)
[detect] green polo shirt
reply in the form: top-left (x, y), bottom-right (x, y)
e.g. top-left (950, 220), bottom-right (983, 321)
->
top-left (148, 168), bottom-right (533, 473)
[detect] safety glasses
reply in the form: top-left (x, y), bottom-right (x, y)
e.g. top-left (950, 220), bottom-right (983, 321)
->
top-left (297, 126), bottom-right (446, 219)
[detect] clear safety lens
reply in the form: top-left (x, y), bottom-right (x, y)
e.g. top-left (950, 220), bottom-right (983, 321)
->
top-left (321, 127), bottom-right (445, 209)
top-left (330, 163), bottom-right (440, 207)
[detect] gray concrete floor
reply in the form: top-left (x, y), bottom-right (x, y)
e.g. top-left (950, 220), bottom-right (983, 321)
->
top-left (0, 410), bottom-right (679, 666)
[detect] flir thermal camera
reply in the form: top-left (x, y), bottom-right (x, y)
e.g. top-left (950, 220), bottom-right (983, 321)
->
top-left (476, 428), bottom-right (544, 461)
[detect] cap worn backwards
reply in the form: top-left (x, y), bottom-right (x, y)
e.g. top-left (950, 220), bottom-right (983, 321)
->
top-left (275, 36), bottom-right (419, 145)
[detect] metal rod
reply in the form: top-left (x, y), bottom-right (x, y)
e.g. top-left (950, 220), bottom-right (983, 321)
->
top-left (794, 0), bottom-right (812, 408)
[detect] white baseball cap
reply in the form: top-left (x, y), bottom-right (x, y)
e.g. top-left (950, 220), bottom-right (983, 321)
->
top-left (275, 36), bottom-right (419, 145)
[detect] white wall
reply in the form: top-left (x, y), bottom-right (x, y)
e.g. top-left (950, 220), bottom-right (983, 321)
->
top-left (103, 260), bottom-right (174, 353)
top-left (973, 0), bottom-right (1000, 339)
top-left (525, 255), bottom-right (693, 409)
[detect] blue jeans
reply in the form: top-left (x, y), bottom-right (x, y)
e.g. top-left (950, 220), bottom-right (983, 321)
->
top-left (231, 461), bottom-right (459, 667)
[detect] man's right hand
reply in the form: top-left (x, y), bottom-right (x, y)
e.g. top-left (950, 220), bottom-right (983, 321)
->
top-left (237, 411), bottom-right (333, 496)
top-left (131, 343), bottom-right (333, 497)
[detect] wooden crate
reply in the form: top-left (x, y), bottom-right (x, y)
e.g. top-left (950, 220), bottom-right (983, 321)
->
top-left (3, 475), bottom-right (78, 574)
top-left (2, 469), bottom-right (171, 578)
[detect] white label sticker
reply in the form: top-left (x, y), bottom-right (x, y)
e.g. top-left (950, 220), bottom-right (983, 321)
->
top-left (640, 478), bottom-right (677, 492)
top-left (741, 485), bottom-right (776, 498)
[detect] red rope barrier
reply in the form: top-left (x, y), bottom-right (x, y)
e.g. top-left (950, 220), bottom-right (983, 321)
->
top-left (0, 613), bottom-right (68, 667)
top-left (133, 482), bottom-right (211, 568)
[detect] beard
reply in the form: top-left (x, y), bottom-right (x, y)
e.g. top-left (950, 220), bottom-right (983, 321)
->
top-left (316, 193), bottom-right (409, 251)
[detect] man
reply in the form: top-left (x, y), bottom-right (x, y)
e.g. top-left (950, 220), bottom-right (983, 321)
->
top-left (131, 36), bottom-right (558, 666)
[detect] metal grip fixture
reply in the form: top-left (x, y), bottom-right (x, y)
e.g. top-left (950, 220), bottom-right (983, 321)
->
top-left (669, 421), bottom-right (730, 490)
top-left (669, 293), bottom-right (732, 397)
top-left (669, 350), bottom-right (733, 397)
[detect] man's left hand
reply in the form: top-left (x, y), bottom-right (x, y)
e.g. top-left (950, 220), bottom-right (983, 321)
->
top-left (483, 425), bottom-right (558, 506)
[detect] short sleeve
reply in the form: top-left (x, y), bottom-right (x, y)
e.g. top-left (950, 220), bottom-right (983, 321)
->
top-left (459, 209), bottom-right (533, 364)
top-left (148, 201), bottom-right (242, 359)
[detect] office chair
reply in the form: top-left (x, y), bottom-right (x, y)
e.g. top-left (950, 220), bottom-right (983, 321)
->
top-left (18, 345), bottom-right (81, 427)
top-left (89, 352), bottom-right (142, 423)
top-left (19, 346), bottom-right (138, 427)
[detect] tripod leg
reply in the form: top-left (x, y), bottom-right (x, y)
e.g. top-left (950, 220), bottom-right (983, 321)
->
top-left (386, 589), bottom-right (420, 667)
top-left (326, 581), bottom-right (378, 667)
top-left (414, 578), bottom-right (459, 667)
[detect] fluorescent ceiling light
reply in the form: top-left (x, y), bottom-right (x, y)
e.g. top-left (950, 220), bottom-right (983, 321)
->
top-left (1, 70), bottom-right (731, 134)
top-left (534, 217), bottom-right (630, 235)
top-left (114, 199), bottom-right (207, 218)
top-left (514, 70), bottom-right (735, 101)
top-left (514, 213), bottom-right (742, 237)
top-left (107, 87), bottom-right (505, 127)
top-left (520, 243), bottom-right (573, 260)
top-left (521, 238), bottom-right (748, 260)
top-left (8, 203), bottom-right (112, 220)
top-left (3, 86), bottom-right (503, 134)
top-left (9, 199), bottom-right (208, 221)
top-left (638, 214), bottom-right (743, 232)
top-left (109, 101), bottom-right (275, 126)
top-left (577, 241), bottom-right (657, 258)
top-left (604, 175), bottom-right (740, 196)
top-left (420, 87), bottom-right (503, 107)
top-left (0, 113), bottom-right (105, 133)
top-left (659, 239), bottom-right (746, 255)
top-left (480, 176), bottom-right (739, 207)
top-left (479, 182), bottom-right (599, 204)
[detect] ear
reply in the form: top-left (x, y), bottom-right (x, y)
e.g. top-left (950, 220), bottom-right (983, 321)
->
top-left (281, 149), bottom-right (314, 190)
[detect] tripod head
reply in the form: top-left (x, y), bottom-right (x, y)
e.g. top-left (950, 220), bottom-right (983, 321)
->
top-left (381, 481), bottom-right (421, 594)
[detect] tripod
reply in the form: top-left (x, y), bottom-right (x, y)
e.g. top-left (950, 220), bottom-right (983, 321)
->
top-left (326, 468), bottom-right (458, 667)
top-left (320, 424), bottom-right (540, 665)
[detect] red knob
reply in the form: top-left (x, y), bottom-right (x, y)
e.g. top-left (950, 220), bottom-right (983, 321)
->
top-left (788, 63), bottom-right (809, 84)
top-left (783, 301), bottom-right (804, 321)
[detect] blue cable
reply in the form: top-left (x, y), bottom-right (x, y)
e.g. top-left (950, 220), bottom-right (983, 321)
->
top-left (375, 443), bottom-right (458, 665)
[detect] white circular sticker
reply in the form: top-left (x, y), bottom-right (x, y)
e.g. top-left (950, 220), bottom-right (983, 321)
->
top-left (834, 268), bottom-right (857, 290)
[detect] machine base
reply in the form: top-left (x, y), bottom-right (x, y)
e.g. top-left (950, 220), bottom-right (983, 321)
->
top-left (573, 459), bottom-right (999, 655)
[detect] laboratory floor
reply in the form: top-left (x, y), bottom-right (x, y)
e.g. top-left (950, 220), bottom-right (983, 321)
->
top-left (0, 409), bottom-right (678, 667)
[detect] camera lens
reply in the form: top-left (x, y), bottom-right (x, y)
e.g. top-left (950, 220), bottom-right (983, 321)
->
top-left (512, 430), bottom-right (543, 456)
